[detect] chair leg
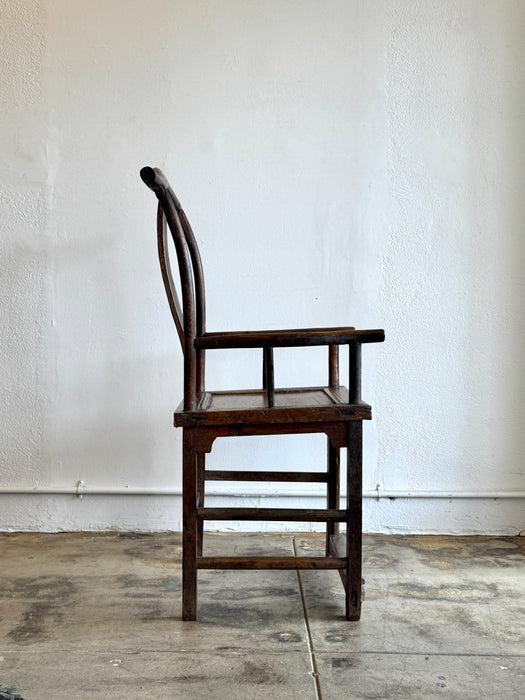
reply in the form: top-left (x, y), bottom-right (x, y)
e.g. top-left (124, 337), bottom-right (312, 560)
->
top-left (325, 439), bottom-right (340, 555)
top-left (346, 421), bottom-right (363, 621)
top-left (196, 453), bottom-right (205, 557)
top-left (182, 429), bottom-right (198, 621)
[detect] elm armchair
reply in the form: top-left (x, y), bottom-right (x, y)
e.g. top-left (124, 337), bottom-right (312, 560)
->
top-left (141, 166), bottom-right (385, 621)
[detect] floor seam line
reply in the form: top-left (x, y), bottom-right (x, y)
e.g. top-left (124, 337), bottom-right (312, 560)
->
top-left (312, 651), bottom-right (525, 658)
top-left (293, 536), bottom-right (322, 700)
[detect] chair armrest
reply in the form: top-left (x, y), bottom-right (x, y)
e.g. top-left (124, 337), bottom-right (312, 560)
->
top-left (194, 327), bottom-right (384, 349)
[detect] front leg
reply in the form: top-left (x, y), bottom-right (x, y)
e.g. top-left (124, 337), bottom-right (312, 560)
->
top-left (196, 452), bottom-right (205, 556)
top-left (345, 420), bottom-right (363, 620)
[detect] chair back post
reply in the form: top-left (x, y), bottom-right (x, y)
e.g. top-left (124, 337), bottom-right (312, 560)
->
top-left (157, 205), bottom-right (184, 347)
top-left (141, 166), bottom-right (200, 410)
top-left (166, 189), bottom-right (207, 395)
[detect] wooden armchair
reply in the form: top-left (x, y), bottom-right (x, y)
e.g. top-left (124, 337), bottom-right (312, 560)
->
top-left (140, 166), bottom-right (385, 621)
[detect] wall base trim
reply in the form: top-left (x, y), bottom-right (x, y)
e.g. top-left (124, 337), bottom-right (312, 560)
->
top-left (0, 491), bottom-right (523, 536)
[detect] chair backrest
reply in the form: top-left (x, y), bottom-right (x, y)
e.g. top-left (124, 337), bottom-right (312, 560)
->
top-left (140, 166), bottom-right (206, 409)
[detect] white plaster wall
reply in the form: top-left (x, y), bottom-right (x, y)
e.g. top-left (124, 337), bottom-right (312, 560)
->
top-left (1, 0), bottom-right (524, 533)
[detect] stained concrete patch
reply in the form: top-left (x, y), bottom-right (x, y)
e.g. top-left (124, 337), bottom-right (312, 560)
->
top-left (390, 535), bottom-right (525, 570)
top-left (315, 653), bottom-right (525, 700)
top-left (365, 553), bottom-right (399, 568)
top-left (295, 534), bottom-right (525, 656)
top-left (116, 573), bottom-right (181, 596)
top-left (196, 571), bottom-right (305, 637)
top-left (209, 585), bottom-right (298, 601)
top-left (122, 533), bottom-right (182, 569)
top-left (271, 631), bottom-right (303, 644)
top-left (389, 581), bottom-right (499, 602)
top-left (198, 602), bottom-right (275, 627)
top-left (0, 686), bottom-right (26, 700)
top-left (0, 576), bottom-right (76, 601)
top-left (7, 601), bottom-right (64, 645)
top-left (0, 532), bottom-right (182, 577)
top-left (0, 651), bottom-right (315, 700)
top-left (2, 576), bottom-right (77, 646)
top-left (204, 531), bottom-right (299, 557)
top-left (0, 533), bottom-right (308, 654)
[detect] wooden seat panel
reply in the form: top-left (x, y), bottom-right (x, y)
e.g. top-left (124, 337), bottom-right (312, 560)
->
top-left (174, 386), bottom-right (372, 427)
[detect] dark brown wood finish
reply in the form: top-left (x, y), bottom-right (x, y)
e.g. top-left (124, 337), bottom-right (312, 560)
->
top-left (197, 507), bottom-right (347, 522)
top-left (349, 341), bottom-right (362, 404)
top-left (195, 327), bottom-right (384, 349)
top-left (196, 452), bottom-right (205, 557)
top-left (141, 166), bottom-right (385, 621)
top-left (346, 420), bottom-right (363, 620)
top-left (157, 207), bottom-right (184, 347)
top-left (197, 556), bottom-right (347, 570)
top-left (262, 346), bottom-right (275, 407)
top-left (173, 389), bottom-right (372, 427)
top-left (182, 429), bottom-right (198, 620)
top-left (326, 439), bottom-right (341, 554)
top-left (205, 470), bottom-right (328, 482)
top-left (328, 344), bottom-right (340, 387)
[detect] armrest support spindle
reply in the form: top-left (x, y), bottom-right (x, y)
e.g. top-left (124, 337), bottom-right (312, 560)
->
top-left (263, 347), bottom-right (275, 407)
top-left (349, 342), bottom-right (362, 403)
top-left (329, 345), bottom-right (340, 387)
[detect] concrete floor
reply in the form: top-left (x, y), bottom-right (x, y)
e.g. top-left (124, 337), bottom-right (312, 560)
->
top-left (0, 532), bottom-right (524, 699)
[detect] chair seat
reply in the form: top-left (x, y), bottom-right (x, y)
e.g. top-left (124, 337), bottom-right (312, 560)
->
top-left (174, 385), bottom-right (372, 427)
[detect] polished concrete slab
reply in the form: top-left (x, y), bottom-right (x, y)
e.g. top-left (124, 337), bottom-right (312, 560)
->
top-left (0, 532), bottom-right (523, 699)
top-left (0, 650), bottom-right (314, 700)
top-left (314, 653), bottom-right (525, 700)
top-left (295, 535), bottom-right (525, 656)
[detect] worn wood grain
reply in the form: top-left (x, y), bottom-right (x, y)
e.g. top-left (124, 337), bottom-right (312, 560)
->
top-left (195, 327), bottom-right (384, 349)
top-left (205, 470), bottom-right (328, 482)
top-left (197, 507), bottom-right (346, 522)
top-left (197, 556), bottom-right (347, 570)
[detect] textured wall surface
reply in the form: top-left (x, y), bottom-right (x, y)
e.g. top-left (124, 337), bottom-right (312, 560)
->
top-left (1, 0), bottom-right (524, 533)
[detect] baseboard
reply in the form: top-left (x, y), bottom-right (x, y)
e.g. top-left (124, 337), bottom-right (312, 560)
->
top-left (0, 492), bottom-right (523, 535)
